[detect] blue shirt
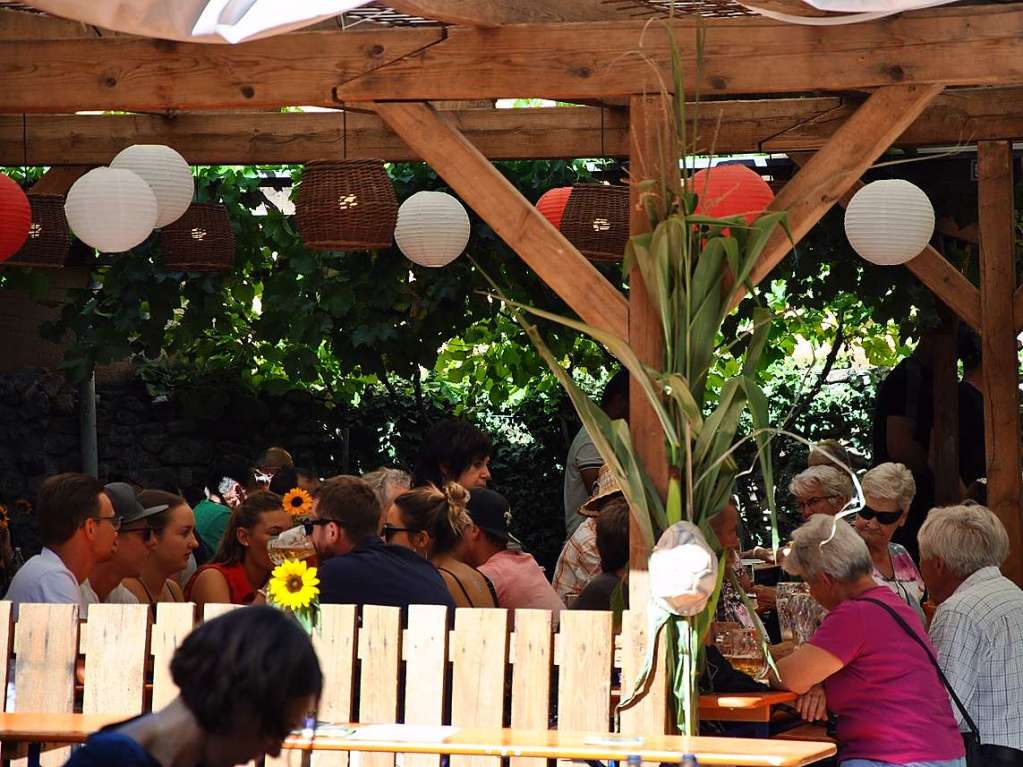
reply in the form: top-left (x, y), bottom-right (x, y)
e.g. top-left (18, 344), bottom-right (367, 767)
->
top-left (64, 731), bottom-right (160, 767)
top-left (319, 537), bottom-right (455, 610)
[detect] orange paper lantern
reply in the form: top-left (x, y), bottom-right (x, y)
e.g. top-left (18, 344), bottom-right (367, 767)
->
top-left (692, 165), bottom-right (774, 225)
top-left (0, 175), bottom-right (31, 263)
top-left (536, 187), bottom-right (573, 229)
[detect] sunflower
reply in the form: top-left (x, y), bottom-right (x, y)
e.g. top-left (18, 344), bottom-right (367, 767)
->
top-left (268, 559), bottom-right (320, 611)
top-left (282, 488), bottom-right (314, 518)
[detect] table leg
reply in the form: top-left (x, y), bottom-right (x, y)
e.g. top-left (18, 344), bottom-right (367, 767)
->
top-left (28, 741), bottom-right (40, 767)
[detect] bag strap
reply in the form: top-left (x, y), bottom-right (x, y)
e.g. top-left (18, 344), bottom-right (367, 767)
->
top-left (857, 596), bottom-right (980, 737)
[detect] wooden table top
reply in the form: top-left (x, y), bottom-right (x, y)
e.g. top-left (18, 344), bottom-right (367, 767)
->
top-left (0, 712), bottom-right (835, 767)
top-left (699, 692), bottom-right (797, 710)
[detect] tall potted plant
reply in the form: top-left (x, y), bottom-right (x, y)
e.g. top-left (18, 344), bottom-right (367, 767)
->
top-left (491, 50), bottom-right (791, 735)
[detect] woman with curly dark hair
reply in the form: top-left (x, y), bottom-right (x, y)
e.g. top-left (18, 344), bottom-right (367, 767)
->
top-left (412, 419), bottom-right (493, 490)
top-left (64, 606), bottom-right (322, 767)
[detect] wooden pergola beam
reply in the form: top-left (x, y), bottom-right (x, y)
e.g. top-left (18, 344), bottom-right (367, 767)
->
top-left (977, 140), bottom-right (1023, 585)
top-left (7, 86), bottom-right (1023, 166)
top-left (340, 6), bottom-right (1023, 102)
top-left (386, 0), bottom-right (618, 24)
top-left (7, 7), bottom-right (1023, 111)
top-left (728, 84), bottom-right (945, 311)
top-left (372, 101), bottom-right (628, 341)
top-left (788, 154), bottom-right (983, 332)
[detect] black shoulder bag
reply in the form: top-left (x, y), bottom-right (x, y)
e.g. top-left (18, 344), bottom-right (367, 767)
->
top-left (857, 597), bottom-right (983, 766)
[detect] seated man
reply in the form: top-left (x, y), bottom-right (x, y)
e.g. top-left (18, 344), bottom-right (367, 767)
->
top-left (307, 475), bottom-right (454, 610)
top-left (571, 495), bottom-right (629, 611)
top-left (553, 465), bottom-right (618, 604)
top-left (919, 503), bottom-right (1023, 762)
top-left (5, 473), bottom-right (117, 612)
top-left (81, 483), bottom-right (169, 613)
top-left (462, 489), bottom-right (563, 613)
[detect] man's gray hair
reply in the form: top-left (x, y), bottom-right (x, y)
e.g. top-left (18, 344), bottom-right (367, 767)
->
top-left (788, 465), bottom-right (854, 504)
top-left (861, 462), bottom-right (916, 512)
top-left (918, 504), bottom-right (1009, 578)
top-left (361, 466), bottom-right (411, 509)
top-left (782, 514), bottom-right (873, 582)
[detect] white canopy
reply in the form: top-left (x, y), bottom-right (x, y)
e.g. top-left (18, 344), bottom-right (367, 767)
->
top-left (25, 0), bottom-right (375, 43)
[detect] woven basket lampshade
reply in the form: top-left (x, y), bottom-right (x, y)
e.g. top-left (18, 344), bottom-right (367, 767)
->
top-left (559, 183), bottom-right (630, 261)
top-left (844, 179), bottom-right (935, 266)
top-left (536, 187), bottom-right (573, 229)
top-left (5, 195), bottom-right (72, 268)
top-left (296, 160), bottom-right (398, 251)
top-left (692, 164), bottom-right (774, 224)
top-left (394, 191), bottom-right (471, 268)
top-left (159, 202), bottom-right (235, 272)
top-left (65, 167), bottom-right (158, 253)
top-left (110, 144), bottom-right (194, 228)
top-left (0, 175), bottom-right (31, 263)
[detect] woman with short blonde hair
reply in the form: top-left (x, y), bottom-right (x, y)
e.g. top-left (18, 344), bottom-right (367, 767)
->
top-left (852, 462), bottom-right (925, 620)
top-left (788, 465), bottom-right (853, 521)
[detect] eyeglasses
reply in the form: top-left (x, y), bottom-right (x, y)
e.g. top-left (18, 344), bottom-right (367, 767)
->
top-left (795, 496), bottom-right (837, 510)
top-left (858, 507), bottom-right (902, 525)
top-left (89, 514), bottom-right (123, 531)
top-left (120, 525), bottom-right (152, 537)
top-left (382, 524), bottom-right (420, 541)
top-left (302, 519), bottom-right (335, 536)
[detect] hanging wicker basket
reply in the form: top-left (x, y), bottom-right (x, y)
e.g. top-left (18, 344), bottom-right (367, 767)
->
top-left (4, 194), bottom-right (71, 269)
top-left (295, 160), bottom-right (397, 251)
top-left (159, 203), bottom-right (235, 272)
top-left (559, 183), bottom-right (630, 261)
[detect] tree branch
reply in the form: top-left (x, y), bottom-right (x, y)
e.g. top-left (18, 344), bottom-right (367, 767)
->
top-left (781, 317), bottom-right (846, 435)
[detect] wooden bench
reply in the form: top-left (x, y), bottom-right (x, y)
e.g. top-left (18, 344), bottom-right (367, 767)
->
top-left (0, 601), bottom-right (835, 767)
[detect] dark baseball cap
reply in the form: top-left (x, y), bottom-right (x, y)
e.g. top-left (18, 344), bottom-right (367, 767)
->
top-left (104, 482), bottom-right (169, 526)
top-left (466, 488), bottom-right (512, 541)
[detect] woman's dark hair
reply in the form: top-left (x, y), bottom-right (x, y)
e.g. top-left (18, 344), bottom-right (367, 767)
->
top-left (170, 606), bottom-right (322, 738)
top-left (212, 491), bottom-right (283, 566)
top-left (204, 456), bottom-right (256, 497)
top-left (392, 482), bottom-right (470, 556)
top-left (595, 496), bottom-right (630, 574)
top-left (412, 419), bottom-right (492, 488)
top-left (138, 489), bottom-right (188, 538)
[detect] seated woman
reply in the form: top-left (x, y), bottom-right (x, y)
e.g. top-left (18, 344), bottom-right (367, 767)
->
top-left (65, 606), bottom-right (322, 767)
top-left (854, 462), bottom-right (926, 621)
top-left (789, 465), bottom-right (854, 522)
top-left (385, 482), bottom-right (497, 608)
top-left (412, 419), bottom-right (493, 489)
top-left (772, 515), bottom-right (965, 767)
top-left (122, 490), bottom-right (199, 612)
top-left (185, 491), bottom-right (292, 610)
top-left (711, 500), bottom-right (775, 622)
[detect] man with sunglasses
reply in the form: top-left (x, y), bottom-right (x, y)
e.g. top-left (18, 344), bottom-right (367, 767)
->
top-left (80, 483), bottom-right (169, 614)
top-left (4, 473), bottom-right (118, 613)
top-left (307, 476), bottom-right (454, 610)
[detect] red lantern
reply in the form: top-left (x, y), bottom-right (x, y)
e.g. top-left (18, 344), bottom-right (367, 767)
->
top-left (536, 187), bottom-right (573, 229)
top-left (692, 165), bottom-right (774, 225)
top-left (0, 175), bottom-right (30, 263)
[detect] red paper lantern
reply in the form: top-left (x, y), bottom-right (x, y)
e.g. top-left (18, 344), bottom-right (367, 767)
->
top-left (692, 165), bottom-right (774, 225)
top-left (0, 175), bottom-right (31, 263)
top-left (536, 187), bottom-right (573, 229)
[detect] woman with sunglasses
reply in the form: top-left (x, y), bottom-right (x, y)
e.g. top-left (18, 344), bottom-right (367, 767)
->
top-left (384, 483), bottom-right (497, 608)
top-left (186, 491), bottom-right (292, 611)
top-left (853, 462), bottom-right (927, 622)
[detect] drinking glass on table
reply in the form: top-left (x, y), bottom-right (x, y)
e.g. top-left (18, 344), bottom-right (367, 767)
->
top-left (268, 524), bottom-right (317, 566)
top-left (776, 582), bottom-right (825, 645)
top-left (714, 624), bottom-right (768, 680)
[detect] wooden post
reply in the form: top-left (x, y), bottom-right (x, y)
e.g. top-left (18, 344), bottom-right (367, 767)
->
top-left (977, 140), bottom-right (1023, 585)
top-left (930, 314), bottom-right (961, 506)
top-left (619, 94), bottom-right (670, 738)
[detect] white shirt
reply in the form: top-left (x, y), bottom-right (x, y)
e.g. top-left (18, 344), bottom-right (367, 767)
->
top-left (563, 427), bottom-right (602, 538)
top-left (80, 580), bottom-right (139, 617)
top-left (930, 565), bottom-right (1023, 750)
top-left (3, 548), bottom-right (82, 612)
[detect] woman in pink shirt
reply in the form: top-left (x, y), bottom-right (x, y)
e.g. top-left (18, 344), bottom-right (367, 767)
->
top-left (771, 515), bottom-right (965, 767)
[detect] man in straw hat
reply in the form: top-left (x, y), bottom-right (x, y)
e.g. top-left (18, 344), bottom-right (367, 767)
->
top-left (553, 464), bottom-right (622, 604)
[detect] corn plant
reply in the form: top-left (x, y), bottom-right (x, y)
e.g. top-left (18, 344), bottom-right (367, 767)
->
top-left (488, 36), bottom-right (791, 733)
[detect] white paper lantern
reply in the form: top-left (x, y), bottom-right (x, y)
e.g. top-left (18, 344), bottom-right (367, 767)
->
top-left (65, 168), bottom-right (158, 252)
top-left (394, 191), bottom-right (470, 268)
top-left (844, 179), bottom-right (935, 266)
top-left (110, 144), bottom-right (193, 228)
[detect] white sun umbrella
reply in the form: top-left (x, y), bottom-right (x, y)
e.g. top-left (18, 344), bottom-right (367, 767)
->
top-left (25, 0), bottom-right (375, 43)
